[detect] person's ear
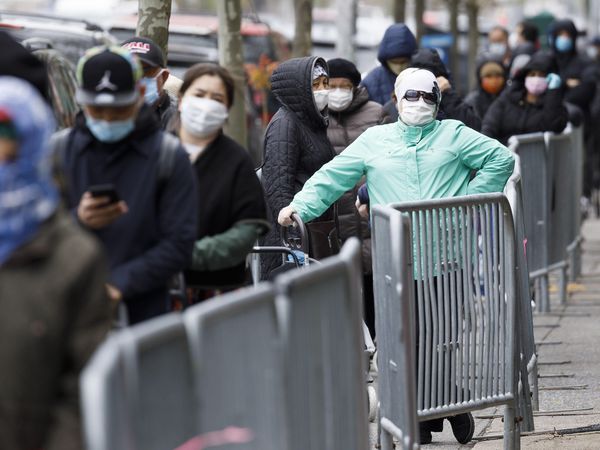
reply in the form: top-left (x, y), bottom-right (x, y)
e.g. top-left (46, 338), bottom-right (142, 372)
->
top-left (159, 69), bottom-right (170, 86)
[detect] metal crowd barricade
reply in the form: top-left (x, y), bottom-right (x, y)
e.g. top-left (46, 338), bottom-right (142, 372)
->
top-left (371, 206), bottom-right (419, 450)
top-left (504, 153), bottom-right (538, 424)
top-left (274, 238), bottom-right (369, 450)
top-left (377, 194), bottom-right (522, 449)
top-left (567, 125), bottom-right (584, 281)
top-left (81, 313), bottom-right (198, 450)
top-left (183, 284), bottom-right (288, 450)
top-left (509, 132), bottom-right (553, 312)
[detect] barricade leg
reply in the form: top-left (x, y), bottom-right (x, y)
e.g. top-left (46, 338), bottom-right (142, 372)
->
top-left (529, 362), bottom-right (539, 411)
top-left (559, 266), bottom-right (567, 306)
top-left (539, 275), bottom-right (550, 313)
top-left (503, 400), bottom-right (519, 450)
top-left (379, 426), bottom-right (394, 450)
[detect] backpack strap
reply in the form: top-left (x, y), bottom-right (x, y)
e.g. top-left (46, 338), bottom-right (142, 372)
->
top-left (157, 132), bottom-right (180, 187)
top-left (49, 128), bottom-right (72, 203)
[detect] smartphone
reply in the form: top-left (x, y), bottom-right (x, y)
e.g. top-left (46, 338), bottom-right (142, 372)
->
top-left (88, 183), bottom-right (120, 204)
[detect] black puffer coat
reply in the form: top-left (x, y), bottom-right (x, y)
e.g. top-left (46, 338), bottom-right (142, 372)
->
top-left (261, 56), bottom-right (336, 275)
top-left (481, 52), bottom-right (568, 145)
top-left (464, 54), bottom-right (507, 120)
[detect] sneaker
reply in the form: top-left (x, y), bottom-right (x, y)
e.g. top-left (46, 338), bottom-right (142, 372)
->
top-left (448, 412), bottom-right (475, 444)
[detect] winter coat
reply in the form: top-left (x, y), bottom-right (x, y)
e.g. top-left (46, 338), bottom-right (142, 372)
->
top-left (0, 211), bottom-right (110, 450)
top-left (156, 91), bottom-right (177, 130)
top-left (548, 19), bottom-right (597, 113)
top-left (185, 132), bottom-right (269, 288)
top-left (361, 23), bottom-right (417, 105)
top-left (327, 86), bottom-right (383, 273)
top-left (464, 54), bottom-right (508, 120)
top-left (58, 106), bottom-right (197, 324)
top-left (261, 56), bottom-right (336, 275)
top-left (409, 48), bottom-right (482, 130)
top-left (481, 52), bottom-right (569, 145)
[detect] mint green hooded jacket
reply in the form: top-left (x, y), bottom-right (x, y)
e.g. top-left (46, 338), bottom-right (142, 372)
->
top-left (290, 119), bottom-right (514, 221)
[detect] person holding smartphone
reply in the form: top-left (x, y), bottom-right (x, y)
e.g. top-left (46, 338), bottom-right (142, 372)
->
top-left (54, 46), bottom-right (197, 324)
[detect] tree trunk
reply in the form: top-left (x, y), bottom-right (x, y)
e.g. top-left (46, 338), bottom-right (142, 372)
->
top-left (218, 0), bottom-right (247, 148)
top-left (137, 0), bottom-right (172, 58)
top-left (293, 0), bottom-right (312, 57)
top-left (393, 0), bottom-right (406, 23)
top-left (449, 0), bottom-right (459, 81)
top-left (335, 0), bottom-right (356, 62)
top-left (414, 0), bottom-right (425, 43)
top-left (466, 0), bottom-right (479, 92)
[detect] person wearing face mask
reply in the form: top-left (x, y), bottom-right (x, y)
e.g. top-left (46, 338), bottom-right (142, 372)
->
top-left (482, 51), bottom-right (568, 145)
top-left (361, 23), bottom-right (417, 105)
top-left (326, 57), bottom-right (384, 337)
top-left (0, 76), bottom-right (110, 450)
top-left (465, 54), bottom-right (507, 119)
top-left (121, 37), bottom-right (177, 130)
top-left (277, 68), bottom-right (514, 445)
top-left (170, 63), bottom-right (269, 299)
top-left (487, 26), bottom-right (511, 68)
top-left (53, 46), bottom-right (197, 324)
top-left (260, 56), bottom-right (336, 278)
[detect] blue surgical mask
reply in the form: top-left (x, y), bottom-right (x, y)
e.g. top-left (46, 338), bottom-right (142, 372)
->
top-left (141, 76), bottom-right (160, 105)
top-left (555, 35), bottom-right (573, 53)
top-left (86, 116), bottom-right (135, 143)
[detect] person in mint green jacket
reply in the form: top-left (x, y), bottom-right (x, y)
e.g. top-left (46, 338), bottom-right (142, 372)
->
top-left (278, 68), bottom-right (514, 446)
top-left (278, 68), bottom-right (514, 226)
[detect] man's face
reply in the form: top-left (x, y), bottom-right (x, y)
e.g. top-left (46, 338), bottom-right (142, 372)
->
top-left (142, 63), bottom-right (169, 95)
top-left (489, 29), bottom-right (508, 46)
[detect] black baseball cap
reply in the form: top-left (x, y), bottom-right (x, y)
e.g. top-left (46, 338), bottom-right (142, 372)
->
top-left (76, 46), bottom-right (143, 107)
top-left (121, 36), bottom-right (166, 68)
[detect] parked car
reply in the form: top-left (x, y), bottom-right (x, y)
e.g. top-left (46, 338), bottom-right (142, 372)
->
top-left (0, 11), bottom-right (115, 65)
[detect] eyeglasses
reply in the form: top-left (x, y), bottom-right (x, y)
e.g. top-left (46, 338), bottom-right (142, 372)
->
top-left (403, 89), bottom-right (438, 105)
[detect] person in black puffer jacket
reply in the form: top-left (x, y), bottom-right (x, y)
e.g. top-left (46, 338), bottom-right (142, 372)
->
top-left (326, 57), bottom-right (383, 337)
top-left (260, 56), bottom-right (336, 277)
top-left (481, 51), bottom-right (568, 145)
top-left (382, 48), bottom-right (482, 130)
top-left (464, 54), bottom-right (507, 120)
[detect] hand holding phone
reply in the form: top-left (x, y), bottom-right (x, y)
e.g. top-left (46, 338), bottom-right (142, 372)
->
top-left (78, 184), bottom-right (128, 229)
top-left (88, 183), bottom-right (120, 204)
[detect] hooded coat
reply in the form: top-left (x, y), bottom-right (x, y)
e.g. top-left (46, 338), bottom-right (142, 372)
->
top-left (261, 56), bottom-right (336, 275)
top-left (548, 19), bottom-right (597, 112)
top-left (481, 51), bottom-right (568, 145)
top-left (464, 54), bottom-right (508, 120)
top-left (361, 24), bottom-right (417, 105)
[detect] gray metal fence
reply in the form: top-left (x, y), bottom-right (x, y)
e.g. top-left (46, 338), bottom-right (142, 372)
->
top-left (371, 206), bottom-right (419, 450)
top-left (374, 194), bottom-right (521, 449)
top-left (504, 153), bottom-right (538, 424)
top-left (274, 237), bottom-right (369, 450)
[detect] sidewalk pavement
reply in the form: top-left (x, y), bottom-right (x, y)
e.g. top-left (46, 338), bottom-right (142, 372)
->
top-left (369, 218), bottom-right (600, 449)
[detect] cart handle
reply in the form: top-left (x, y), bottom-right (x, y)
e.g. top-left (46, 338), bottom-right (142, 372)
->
top-left (280, 213), bottom-right (310, 259)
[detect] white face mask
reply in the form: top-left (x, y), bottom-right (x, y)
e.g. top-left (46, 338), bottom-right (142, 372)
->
top-left (313, 89), bottom-right (329, 112)
top-left (398, 98), bottom-right (437, 126)
top-left (181, 96), bottom-right (228, 138)
top-left (328, 88), bottom-right (353, 112)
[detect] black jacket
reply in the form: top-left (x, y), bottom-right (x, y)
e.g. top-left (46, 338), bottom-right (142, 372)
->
top-left (59, 106), bottom-right (197, 323)
top-left (409, 48), bottom-right (482, 130)
top-left (185, 133), bottom-right (268, 287)
top-left (261, 56), bottom-right (336, 274)
top-left (548, 19), bottom-right (597, 113)
top-left (481, 53), bottom-right (568, 145)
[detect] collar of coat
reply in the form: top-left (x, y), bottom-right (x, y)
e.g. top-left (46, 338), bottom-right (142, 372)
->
top-left (395, 118), bottom-right (439, 144)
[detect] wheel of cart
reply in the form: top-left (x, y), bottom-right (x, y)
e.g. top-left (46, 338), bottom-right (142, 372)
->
top-left (250, 213), bottom-right (378, 421)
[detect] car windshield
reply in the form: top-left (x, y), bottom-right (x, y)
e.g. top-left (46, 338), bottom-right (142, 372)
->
top-left (242, 34), bottom-right (276, 62)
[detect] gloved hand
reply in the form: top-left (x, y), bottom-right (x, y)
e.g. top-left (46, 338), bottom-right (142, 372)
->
top-left (546, 73), bottom-right (562, 90)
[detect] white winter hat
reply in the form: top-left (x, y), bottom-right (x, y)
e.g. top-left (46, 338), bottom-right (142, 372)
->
top-left (394, 68), bottom-right (441, 104)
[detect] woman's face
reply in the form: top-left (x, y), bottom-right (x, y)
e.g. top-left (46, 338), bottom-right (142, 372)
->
top-left (526, 69), bottom-right (546, 78)
top-left (312, 75), bottom-right (329, 91)
top-left (180, 74), bottom-right (229, 110)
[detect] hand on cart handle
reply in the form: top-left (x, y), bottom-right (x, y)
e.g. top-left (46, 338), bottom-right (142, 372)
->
top-left (278, 205), bottom-right (298, 227)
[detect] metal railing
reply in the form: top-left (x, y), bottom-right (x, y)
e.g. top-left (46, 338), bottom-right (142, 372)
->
top-left (371, 206), bottom-right (419, 450)
top-left (509, 125), bottom-right (584, 312)
top-left (373, 194), bottom-right (522, 449)
top-left (80, 239), bottom-right (368, 450)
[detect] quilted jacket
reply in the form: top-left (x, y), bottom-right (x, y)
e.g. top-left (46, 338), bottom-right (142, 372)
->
top-left (261, 56), bottom-right (336, 275)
